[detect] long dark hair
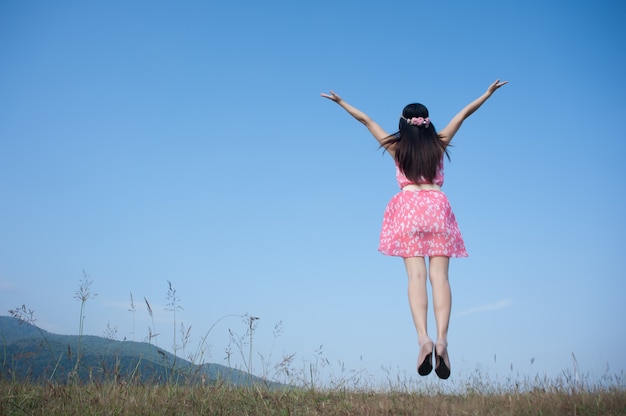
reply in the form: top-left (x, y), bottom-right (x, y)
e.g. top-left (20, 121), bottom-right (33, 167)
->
top-left (381, 103), bottom-right (450, 184)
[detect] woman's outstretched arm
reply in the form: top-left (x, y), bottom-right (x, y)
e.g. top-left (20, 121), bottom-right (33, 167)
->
top-left (321, 91), bottom-right (392, 150)
top-left (438, 79), bottom-right (508, 144)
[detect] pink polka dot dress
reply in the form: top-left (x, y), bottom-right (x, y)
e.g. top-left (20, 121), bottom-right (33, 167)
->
top-left (378, 161), bottom-right (468, 258)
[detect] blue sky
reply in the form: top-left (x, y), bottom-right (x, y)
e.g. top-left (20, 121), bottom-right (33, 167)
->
top-left (1, 0), bottom-right (625, 388)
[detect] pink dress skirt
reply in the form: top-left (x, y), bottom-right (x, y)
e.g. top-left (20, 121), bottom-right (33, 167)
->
top-left (378, 164), bottom-right (468, 258)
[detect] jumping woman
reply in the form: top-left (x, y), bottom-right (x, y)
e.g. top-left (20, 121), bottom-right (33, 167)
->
top-left (321, 80), bottom-right (507, 379)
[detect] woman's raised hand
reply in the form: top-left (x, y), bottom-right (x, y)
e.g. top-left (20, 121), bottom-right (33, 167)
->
top-left (320, 90), bottom-right (342, 103)
top-left (488, 79), bottom-right (508, 94)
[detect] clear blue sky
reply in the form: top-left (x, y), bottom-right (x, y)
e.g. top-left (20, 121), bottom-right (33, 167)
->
top-left (1, 0), bottom-right (625, 388)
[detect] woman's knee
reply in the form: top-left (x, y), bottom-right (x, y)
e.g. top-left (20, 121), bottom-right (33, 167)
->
top-left (404, 257), bottom-right (427, 281)
top-left (428, 256), bottom-right (450, 284)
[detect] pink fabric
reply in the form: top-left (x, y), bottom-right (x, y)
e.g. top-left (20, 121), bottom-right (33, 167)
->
top-left (395, 160), bottom-right (445, 188)
top-left (379, 163), bottom-right (468, 258)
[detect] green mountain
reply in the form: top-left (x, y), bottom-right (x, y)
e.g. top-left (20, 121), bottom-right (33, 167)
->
top-left (0, 316), bottom-right (280, 387)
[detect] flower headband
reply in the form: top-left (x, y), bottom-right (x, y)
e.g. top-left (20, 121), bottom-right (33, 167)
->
top-left (403, 116), bottom-right (430, 128)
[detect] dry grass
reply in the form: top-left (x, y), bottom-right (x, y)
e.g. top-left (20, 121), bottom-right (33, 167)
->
top-left (1, 379), bottom-right (625, 416)
top-left (4, 279), bottom-right (625, 415)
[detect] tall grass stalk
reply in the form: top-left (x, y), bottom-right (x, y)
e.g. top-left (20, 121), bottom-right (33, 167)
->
top-left (7, 304), bottom-right (64, 382)
top-left (248, 316), bottom-right (259, 377)
top-left (144, 297), bottom-right (158, 346)
top-left (128, 292), bottom-right (136, 342)
top-left (165, 280), bottom-right (183, 368)
top-left (73, 272), bottom-right (96, 376)
top-left (192, 314), bottom-right (240, 363)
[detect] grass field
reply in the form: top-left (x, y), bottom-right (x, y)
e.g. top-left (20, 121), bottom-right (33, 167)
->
top-left (3, 278), bottom-right (625, 415)
top-left (2, 377), bottom-right (626, 415)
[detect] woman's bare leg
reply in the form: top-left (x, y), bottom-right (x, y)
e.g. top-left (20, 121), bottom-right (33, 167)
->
top-left (428, 256), bottom-right (451, 343)
top-left (429, 256), bottom-right (452, 378)
top-left (404, 256), bottom-right (434, 375)
top-left (403, 256), bottom-right (429, 340)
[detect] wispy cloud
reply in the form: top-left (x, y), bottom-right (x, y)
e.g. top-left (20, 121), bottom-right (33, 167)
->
top-left (0, 278), bottom-right (17, 292)
top-left (456, 299), bottom-right (512, 317)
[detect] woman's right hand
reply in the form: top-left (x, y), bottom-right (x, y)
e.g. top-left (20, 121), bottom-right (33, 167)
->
top-left (319, 90), bottom-right (391, 149)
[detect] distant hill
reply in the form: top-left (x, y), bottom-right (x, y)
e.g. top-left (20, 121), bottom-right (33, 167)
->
top-left (0, 316), bottom-right (282, 387)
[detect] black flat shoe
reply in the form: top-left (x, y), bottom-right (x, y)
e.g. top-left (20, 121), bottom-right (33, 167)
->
top-left (417, 338), bottom-right (433, 376)
top-left (435, 342), bottom-right (451, 380)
